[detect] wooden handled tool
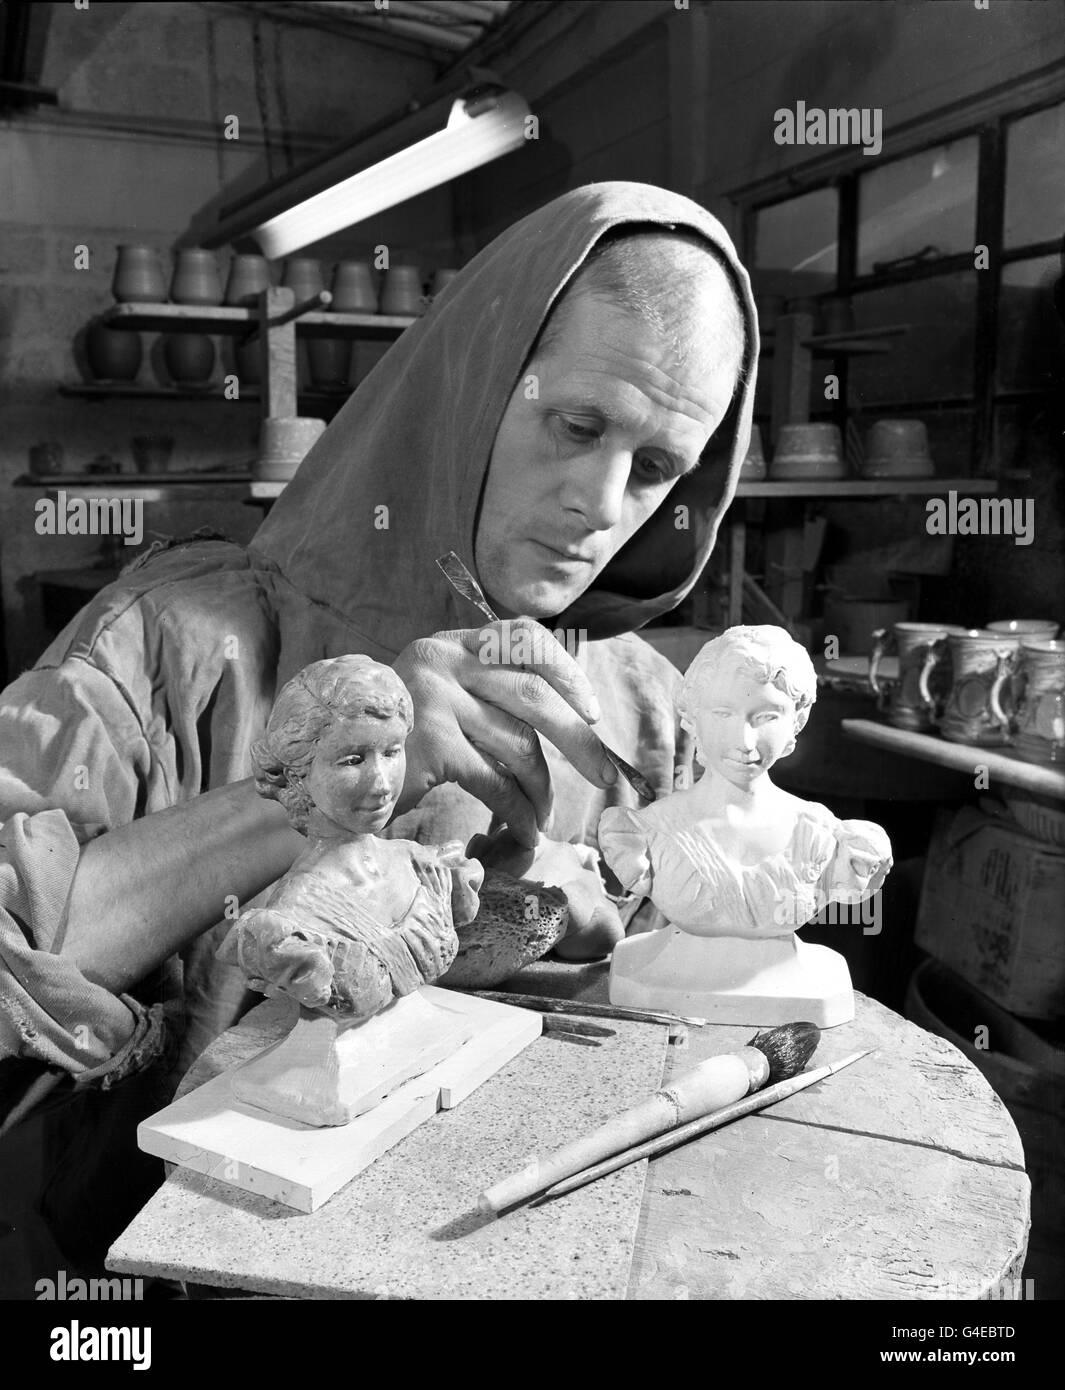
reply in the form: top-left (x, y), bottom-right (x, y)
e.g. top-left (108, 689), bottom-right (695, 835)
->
top-left (435, 551), bottom-right (657, 802)
top-left (479, 1020), bottom-right (820, 1214)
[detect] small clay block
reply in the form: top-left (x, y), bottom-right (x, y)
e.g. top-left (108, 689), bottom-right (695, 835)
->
top-left (441, 869), bottom-right (568, 988)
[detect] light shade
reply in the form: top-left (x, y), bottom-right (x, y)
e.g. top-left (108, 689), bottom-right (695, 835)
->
top-left (251, 88), bottom-right (530, 259)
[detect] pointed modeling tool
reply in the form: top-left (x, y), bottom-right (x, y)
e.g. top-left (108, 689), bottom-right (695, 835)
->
top-left (435, 551), bottom-right (657, 802)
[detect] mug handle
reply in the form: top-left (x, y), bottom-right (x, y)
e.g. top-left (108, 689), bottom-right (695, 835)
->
top-left (918, 638), bottom-right (945, 718)
top-left (988, 651), bottom-right (1014, 732)
top-left (868, 628), bottom-right (892, 700)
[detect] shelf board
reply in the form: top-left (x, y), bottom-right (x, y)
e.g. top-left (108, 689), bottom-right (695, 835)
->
top-left (733, 476), bottom-right (998, 498)
top-left (101, 303), bottom-right (415, 338)
top-left (842, 718), bottom-right (1065, 800)
top-left (58, 382), bottom-right (352, 408)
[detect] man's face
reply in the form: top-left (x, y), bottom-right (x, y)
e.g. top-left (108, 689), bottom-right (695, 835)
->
top-left (474, 287), bottom-right (741, 621)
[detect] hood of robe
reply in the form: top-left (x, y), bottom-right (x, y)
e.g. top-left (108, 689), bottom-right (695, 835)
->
top-left (250, 181), bottom-right (758, 653)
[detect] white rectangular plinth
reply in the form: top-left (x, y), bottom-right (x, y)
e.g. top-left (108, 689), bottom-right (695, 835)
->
top-left (138, 988), bottom-right (541, 1212)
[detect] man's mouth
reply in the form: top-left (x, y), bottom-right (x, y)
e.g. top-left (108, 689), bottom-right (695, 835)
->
top-left (532, 538), bottom-right (597, 564)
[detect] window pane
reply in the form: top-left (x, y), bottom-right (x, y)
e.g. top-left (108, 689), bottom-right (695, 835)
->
top-left (996, 255), bottom-right (1065, 393)
top-left (753, 188), bottom-right (838, 297)
top-left (856, 137), bottom-right (978, 276)
top-left (848, 272), bottom-right (976, 405)
top-left (1004, 102), bottom-right (1065, 249)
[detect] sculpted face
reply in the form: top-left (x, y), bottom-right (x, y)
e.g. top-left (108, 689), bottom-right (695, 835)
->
top-left (694, 664), bottom-right (799, 790)
top-left (302, 712), bottom-right (408, 835)
top-left (475, 287), bottom-right (740, 620)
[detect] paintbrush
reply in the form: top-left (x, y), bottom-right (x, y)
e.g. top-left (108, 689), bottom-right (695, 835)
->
top-left (535, 1048), bottom-right (872, 1202)
top-left (435, 551), bottom-right (657, 803)
top-left (478, 1020), bottom-right (821, 1214)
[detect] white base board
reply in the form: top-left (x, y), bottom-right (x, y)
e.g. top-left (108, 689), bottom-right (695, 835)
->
top-left (138, 987), bottom-right (541, 1212)
top-left (609, 927), bottom-right (855, 1027)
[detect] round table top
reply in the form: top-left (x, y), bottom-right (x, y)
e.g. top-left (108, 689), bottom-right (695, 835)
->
top-left (108, 961), bottom-right (1029, 1300)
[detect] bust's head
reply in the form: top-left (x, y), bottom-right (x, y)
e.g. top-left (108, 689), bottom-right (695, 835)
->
top-left (678, 626), bottom-right (817, 787)
top-left (252, 655), bottom-right (414, 834)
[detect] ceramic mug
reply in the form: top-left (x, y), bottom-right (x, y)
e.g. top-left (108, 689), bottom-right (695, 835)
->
top-left (921, 628), bottom-right (1019, 746)
top-left (987, 619), bottom-right (1060, 642)
top-left (1011, 639), bottom-right (1065, 764)
top-left (868, 621), bottom-right (966, 731)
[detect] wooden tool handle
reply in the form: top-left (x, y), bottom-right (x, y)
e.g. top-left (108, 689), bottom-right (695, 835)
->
top-left (478, 1048), bottom-right (766, 1213)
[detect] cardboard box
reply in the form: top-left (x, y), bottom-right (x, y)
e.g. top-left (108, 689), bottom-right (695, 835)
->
top-left (916, 805), bottom-right (1065, 1020)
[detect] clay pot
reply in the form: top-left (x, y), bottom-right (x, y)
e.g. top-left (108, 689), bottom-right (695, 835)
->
top-left (163, 333), bottom-right (215, 384)
top-left (770, 422), bottom-right (847, 481)
top-left (429, 267), bottom-right (460, 299)
top-left (112, 244), bottom-right (167, 303)
top-left (307, 337), bottom-right (352, 391)
top-left (861, 419), bottom-right (934, 480)
top-left (330, 261), bottom-right (377, 313)
top-left (170, 248), bottom-right (223, 306)
top-left (281, 256), bottom-right (325, 301)
top-left (224, 253), bottom-right (271, 307)
top-left (86, 321), bottom-right (143, 380)
top-left (378, 265), bottom-right (422, 316)
top-left (256, 416), bottom-right (326, 482)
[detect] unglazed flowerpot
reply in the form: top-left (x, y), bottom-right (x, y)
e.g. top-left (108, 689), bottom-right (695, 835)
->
top-left (163, 333), bottom-right (215, 384)
top-left (112, 244), bottom-right (167, 303)
top-left (85, 321), bottom-right (143, 380)
top-left (225, 253), bottom-right (271, 307)
top-left (330, 261), bottom-right (377, 314)
top-left (170, 248), bottom-right (223, 306)
top-left (378, 265), bottom-right (422, 316)
top-left (281, 256), bottom-right (325, 301)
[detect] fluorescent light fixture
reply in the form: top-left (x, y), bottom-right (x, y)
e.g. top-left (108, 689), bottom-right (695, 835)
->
top-left (250, 88), bottom-right (530, 259)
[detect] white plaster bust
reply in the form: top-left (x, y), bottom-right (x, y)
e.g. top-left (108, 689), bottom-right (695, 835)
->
top-left (598, 626), bottom-right (892, 1026)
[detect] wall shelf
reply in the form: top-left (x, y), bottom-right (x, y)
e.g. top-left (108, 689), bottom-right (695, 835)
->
top-left (733, 476), bottom-right (999, 499)
top-left (101, 302), bottom-right (416, 340)
top-left (842, 718), bottom-right (1065, 800)
top-left (58, 382), bottom-right (352, 412)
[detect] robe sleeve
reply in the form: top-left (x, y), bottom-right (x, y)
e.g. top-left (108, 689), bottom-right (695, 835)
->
top-left (597, 806), bottom-right (654, 896)
top-left (0, 659), bottom-right (165, 1090)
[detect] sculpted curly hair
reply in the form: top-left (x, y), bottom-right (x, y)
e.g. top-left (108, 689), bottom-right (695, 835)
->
top-left (251, 655), bottom-right (414, 833)
top-left (678, 625), bottom-right (818, 754)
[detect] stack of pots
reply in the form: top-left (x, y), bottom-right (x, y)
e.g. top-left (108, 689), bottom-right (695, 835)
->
top-left (163, 248), bottom-right (221, 385)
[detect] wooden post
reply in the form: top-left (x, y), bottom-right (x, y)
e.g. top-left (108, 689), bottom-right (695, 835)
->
top-left (259, 286), bottom-right (298, 419)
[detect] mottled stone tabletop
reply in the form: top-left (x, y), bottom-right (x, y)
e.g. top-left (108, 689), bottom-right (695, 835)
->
top-left (108, 962), bottom-right (1030, 1300)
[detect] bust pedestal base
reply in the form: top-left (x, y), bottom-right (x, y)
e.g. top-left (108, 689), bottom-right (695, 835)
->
top-left (609, 927), bottom-right (854, 1027)
top-left (231, 989), bottom-right (473, 1126)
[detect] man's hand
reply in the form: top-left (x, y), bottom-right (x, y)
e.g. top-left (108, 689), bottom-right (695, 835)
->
top-left (392, 619), bottom-right (618, 847)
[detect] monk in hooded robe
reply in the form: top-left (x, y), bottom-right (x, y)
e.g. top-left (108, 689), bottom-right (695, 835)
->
top-left (0, 182), bottom-right (757, 1136)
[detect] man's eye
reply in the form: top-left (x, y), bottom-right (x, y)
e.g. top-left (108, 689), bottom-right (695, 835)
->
top-left (385, 747), bottom-right (402, 758)
top-left (633, 454), bottom-right (669, 484)
top-left (556, 416), bottom-right (599, 443)
top-left (338, 755), bottom-right (363, 766)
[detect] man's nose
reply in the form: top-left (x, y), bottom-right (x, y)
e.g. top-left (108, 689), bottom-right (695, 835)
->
top-left (564, 447), bottom-right (630, 531)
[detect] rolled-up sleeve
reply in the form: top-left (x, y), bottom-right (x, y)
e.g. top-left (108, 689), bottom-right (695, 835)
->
top-left (0, 659), bottom-right (164, 1084)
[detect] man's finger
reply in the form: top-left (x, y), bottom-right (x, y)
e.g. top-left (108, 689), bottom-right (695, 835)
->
top-left (455, 746), bottom-right (540, 849)
top-left (461, 665), bottom-right (618, 792)
top-left (450, 619), bottom-right (602, 725)
top-left (459, 698), bottom-right (554, 831)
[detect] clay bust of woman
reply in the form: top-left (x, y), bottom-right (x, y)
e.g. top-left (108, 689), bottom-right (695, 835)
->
top-left (219, 655), bottom-right (483, 1021)
top-left (598, 626), bottom-right (891, 939)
